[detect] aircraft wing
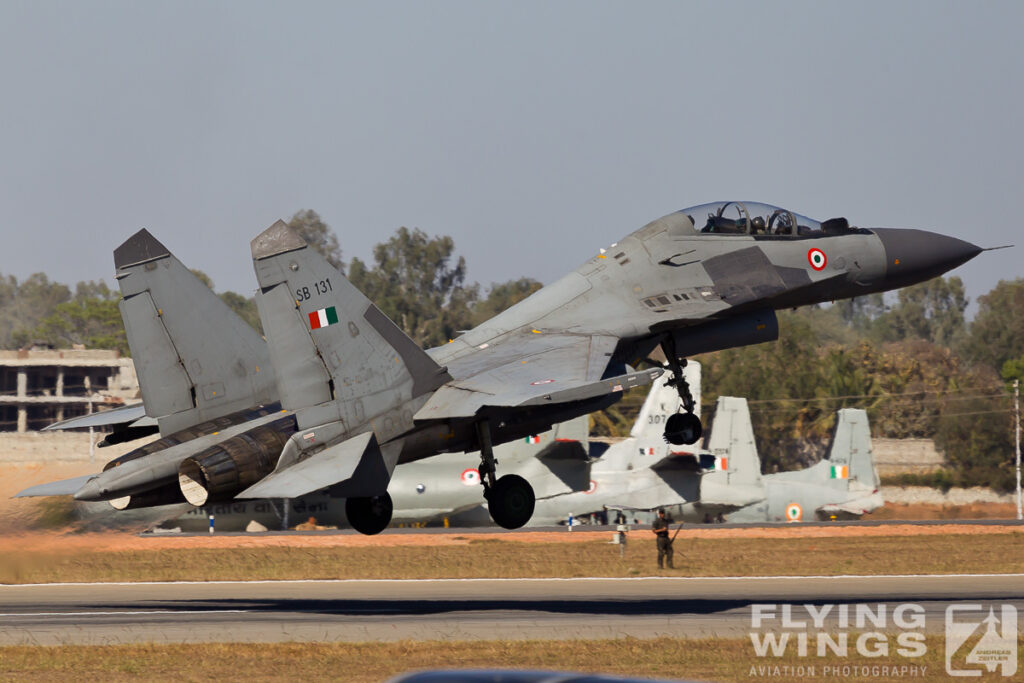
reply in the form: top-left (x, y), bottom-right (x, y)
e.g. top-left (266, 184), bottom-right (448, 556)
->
top-left (15, 474), bottom-right (98, 498)
top-left (818, 497), bottom-right (881, 517)
top-left (416, 333), bottom-right (662, 420)
top-left (41, 403), bottom-right (152, 431)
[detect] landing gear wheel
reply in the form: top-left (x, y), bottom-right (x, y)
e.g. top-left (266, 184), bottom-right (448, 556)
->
top-left (664, 412), bottom-right (703, 445)
top-left (345, 492), bottom-right (393, 535)
top-left (485, 474), bottom-right (536, 529)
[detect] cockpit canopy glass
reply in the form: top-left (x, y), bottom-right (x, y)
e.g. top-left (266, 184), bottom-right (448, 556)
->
top-left (685, 201), bottom-right (824, 237)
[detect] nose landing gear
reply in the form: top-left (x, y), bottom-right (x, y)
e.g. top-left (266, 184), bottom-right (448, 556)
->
top-left (661, 337), bottom-right (703, 446)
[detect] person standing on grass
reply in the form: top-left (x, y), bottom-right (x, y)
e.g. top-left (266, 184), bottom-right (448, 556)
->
top-left (652, 508), bottom-right (674, 569)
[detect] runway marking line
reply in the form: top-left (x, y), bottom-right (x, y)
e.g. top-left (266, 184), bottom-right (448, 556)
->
top-left (0, 610), bottom-right (250, 617)
top-left (3, 573), bottom-right (1023, 588)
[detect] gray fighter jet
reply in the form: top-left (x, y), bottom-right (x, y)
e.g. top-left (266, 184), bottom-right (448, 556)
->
top-left (528, 391), bottom-right (883, 525)
top-left (726, 405), bottom-right (883, 523)
top-left (17, 200), bottom-right (976, 534)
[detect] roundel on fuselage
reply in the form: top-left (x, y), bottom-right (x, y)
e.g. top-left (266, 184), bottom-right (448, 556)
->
top-left (808, 248), bottom-right (827, 271)
top-left (785, 502), bottom-right (803, 522)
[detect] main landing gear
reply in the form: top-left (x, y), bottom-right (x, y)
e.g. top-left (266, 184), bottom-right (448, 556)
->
top-left (476, 421), bottom-right (536, 529)
top-left (346, 493), bottom-right (393, 535)
top-left (661, 337), bottom-right (703, 446)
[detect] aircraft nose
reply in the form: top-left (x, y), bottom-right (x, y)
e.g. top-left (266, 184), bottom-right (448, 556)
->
top-left (873, 228), bottom-right (982, 287)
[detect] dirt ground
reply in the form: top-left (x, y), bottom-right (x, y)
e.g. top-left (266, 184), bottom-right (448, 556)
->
top-left (3, 462), bottom-right (1021, 554)
top-left (0, 520), bottom-right (1021, 557)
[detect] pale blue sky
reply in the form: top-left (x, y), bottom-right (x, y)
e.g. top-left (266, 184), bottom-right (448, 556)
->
top-left (1, 1), bottom-right (1020, 310)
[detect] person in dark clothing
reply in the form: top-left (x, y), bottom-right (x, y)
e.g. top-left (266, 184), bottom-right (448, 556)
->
top-left (652, 508), bottom-right (674, 569)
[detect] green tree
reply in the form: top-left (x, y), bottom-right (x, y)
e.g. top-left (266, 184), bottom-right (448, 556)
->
top-left (835, 293), bottom-right (886, 333)
top-left (0, 273), bottom-right (72, 349)
top-left (220, 291), bottom-right (262, 333)
top-left (288, 209), bottom-right (344, 273)
top-left (31, 281), bottom-right (128, 355)
top-left (935, 363), bottom-right (1015, 492)
top-left (472, 278), bottom-right (543, 325)
top-left (871, 276), bottom-right (968, 347)
top-left (349, 227), bottom-right (478, 347)
top-left (190, 269), bottom-right (215, 290)
top-left (963, 278), bottom-right (1024, 372)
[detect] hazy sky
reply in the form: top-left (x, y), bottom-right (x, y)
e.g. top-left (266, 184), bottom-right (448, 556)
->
top-left (1, 1), bottom-right (1020, 311)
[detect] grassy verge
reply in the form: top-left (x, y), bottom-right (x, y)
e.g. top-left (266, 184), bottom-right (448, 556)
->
top-left (1, 532), bottom-right (1020, 583)
top-left (1, 636), bottom-right (1009, 682)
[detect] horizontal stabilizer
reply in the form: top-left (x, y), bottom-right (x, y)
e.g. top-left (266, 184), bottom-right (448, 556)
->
top-left (535, 441), bottom-right (589, 462)
top-left (41, 403), bottom-right (151, 431)
top-left (237, 431), bottom-right (373, 499)
top-left (237, 429), bottom-right (400, 500)
top-left (15, 474), bottom-right (98, 498)
top-left (650, 451), bottom-right (703, 472)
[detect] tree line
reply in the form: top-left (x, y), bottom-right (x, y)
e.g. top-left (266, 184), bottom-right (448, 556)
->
top-left (1, 210), bottom-right (1021, 490)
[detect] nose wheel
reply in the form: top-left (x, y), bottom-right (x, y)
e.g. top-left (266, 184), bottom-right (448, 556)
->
top-left (664, 412), bottom-right (702, 445)
top-left (476, 420), bottom-right (536, 529)
top-left (660, 337), bottom-right (703, 446)
top-left (346, 492), bottom-right (393, 535)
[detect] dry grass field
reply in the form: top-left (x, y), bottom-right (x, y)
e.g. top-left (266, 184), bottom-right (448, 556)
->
top-left (1, 636), bottom-right (1013, 682)
top-left (0, 527), bottom-right (1020, 584)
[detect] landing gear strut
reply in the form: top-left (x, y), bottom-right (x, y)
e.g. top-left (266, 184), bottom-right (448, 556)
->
top-left (476, 420), bottom-right (536, 529)
top-left (346, 492), bottom-right (393, 535)
top-left (661, 336), bottom-right (703, 446)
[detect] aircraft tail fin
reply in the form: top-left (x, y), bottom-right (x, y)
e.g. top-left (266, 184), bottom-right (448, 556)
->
top-left (823, 408), bottom-right (878, 489)
top-left (250, 221), bottom-right (452, 429)
top-left (703, 396), bottom-right (762, 487)
top-left (115, 230), bottom-right (278, 436)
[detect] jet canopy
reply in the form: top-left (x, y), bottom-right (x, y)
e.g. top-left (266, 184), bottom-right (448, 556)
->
top-left (681, 201), bottom-right (851, 237)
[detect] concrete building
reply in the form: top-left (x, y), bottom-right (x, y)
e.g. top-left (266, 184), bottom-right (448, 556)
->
top-left (0, 349), bottom-right (138, 432)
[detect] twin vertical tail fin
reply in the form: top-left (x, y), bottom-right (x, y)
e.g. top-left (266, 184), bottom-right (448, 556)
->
top-left (114, 230), bottom-right (278, 436)
top-left (249, 221), bottom-right (452, 433)
top-left (824, 408), bottom-right (878, 489)
top-left (703, 396), bottom-right (762, 486)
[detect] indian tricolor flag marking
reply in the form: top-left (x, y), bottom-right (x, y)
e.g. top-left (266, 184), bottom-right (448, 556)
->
top-left (830, 464), bottom-right (849, 479)
top-left (308, 306), bottom-right (339, 330)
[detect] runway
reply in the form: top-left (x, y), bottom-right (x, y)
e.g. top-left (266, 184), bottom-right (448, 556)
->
top-left (151, 517), bottom-right (1024, 538)
top-left (2, 574), bottom-right (1022, 645)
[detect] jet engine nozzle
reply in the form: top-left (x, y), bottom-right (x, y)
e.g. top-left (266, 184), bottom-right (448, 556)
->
top-left (177, 417), bottom-right (295, 506)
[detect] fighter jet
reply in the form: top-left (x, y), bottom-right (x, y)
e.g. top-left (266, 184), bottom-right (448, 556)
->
top-left (726, 406), bottom-right (883, 523)
top-left (524, 389), bottom-right (882, 526)
top-left (17, 200), bottom-right (977, 534)
top-left (234, 202), bottom-right (976, 531)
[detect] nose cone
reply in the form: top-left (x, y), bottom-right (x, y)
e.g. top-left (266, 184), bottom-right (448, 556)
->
top-left (873, 228), bottom-right (982, 288)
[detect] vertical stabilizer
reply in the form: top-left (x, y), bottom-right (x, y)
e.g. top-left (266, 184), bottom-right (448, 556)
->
top-left (115, 230), bottom-right (278, 436)
top-left (825, 408), bottom-right (879, 489)
top-left (703, 396), bottom-right (762, 486)
top-left (250, 221), bottom-right (452, 434)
